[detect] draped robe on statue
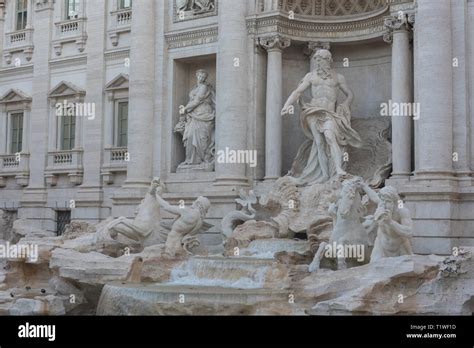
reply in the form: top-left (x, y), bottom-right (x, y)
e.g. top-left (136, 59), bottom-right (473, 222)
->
top-left (289, 99), bottom-right (363, 186)
top-left (182, 84), bottom-right (216, 166)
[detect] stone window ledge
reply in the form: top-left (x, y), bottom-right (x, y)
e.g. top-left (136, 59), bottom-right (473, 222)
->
top-left (101, 147), bottom-right (128, 185)
top-left (0, 153), bottom-right (30, 187)
top-left (45, 149), bottom-right (83, 186)
top-left (52, 18), bottom-right (88, 56)
top-left (3, 28), bottom-right (34, 64)
top-left (108, 9), bottom-right (132, 47)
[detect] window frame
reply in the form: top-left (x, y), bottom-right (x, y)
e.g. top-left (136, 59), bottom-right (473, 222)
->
top-left (117, 0), bottom-right (132, 10)
top-left (16, 0), bottom-right (28, 31)
top-left (60, 105), bottom-right (76, 151)
top-left (65, 0), bottom-right (80, 20)
top-left (114, 99), bottom-right (128, 148)
top-left (6, 110), bottom-right (25, 155)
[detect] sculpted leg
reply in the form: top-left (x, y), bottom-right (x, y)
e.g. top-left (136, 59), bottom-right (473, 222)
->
top-left (324, 130), bottom-right (346, 175)
top-left (165, 230), bottom-right (184, 257)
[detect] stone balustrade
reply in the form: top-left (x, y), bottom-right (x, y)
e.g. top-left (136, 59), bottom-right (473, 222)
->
top-left (53, 18), bottom-right (87, 55)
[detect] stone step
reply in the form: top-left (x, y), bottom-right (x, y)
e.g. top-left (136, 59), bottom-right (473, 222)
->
top-left (97, 283), bottom-right (303, 315)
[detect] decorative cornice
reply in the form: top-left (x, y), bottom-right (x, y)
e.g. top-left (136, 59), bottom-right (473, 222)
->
top-left (165, 26), bottom-right (218, 49)
top-left (0, 65), bottom-right (33, 79)
top-left (49, 55), bottom-right (88, 70)
top-left (104, 49), bottom-right (130, 62)
top-left (247, 11), bottom-right (390, 43)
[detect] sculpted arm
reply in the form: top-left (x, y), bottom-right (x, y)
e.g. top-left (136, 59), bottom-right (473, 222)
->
top-left (362, 183), bottom-right (380, 205)
top-left (338, 74), bottom-right (354, 106)
top-left (281, 73), bottom-right (312, 115)
top-left (155, 193), bottom-right (182, 216)
top-left (388, 208), bottom-right (413, 238)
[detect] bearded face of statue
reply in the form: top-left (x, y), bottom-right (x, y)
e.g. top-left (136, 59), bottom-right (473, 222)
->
top-left (313, 50), bottom-right (333, 79)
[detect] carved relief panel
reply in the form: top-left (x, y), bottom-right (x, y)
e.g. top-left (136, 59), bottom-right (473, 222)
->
top-left (174, 0), bottom-right (217, 22)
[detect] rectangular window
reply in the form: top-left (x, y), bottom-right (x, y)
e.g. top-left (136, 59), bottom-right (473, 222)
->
top-left (65, 0), bottom-right (80, 20)
top-left (56, 210), bottom-right (71, 236)
top-left (117, 101), bottom-right (128, 147)
top-left (16, 0), bottom-right (28, 31)
top-left (10, 112), bottom-right (23, 154)
top-left (61, 111), bottom-right (76, 151)
top-left (118, 0), bottom-right (132, 10)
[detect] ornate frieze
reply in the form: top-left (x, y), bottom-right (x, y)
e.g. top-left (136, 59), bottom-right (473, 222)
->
top-left (174, 0), bottom-right (217, 22)
top-left (247, 13), bottom-right (388, 43)
top-left (165, 26), bottom-right (218, 49)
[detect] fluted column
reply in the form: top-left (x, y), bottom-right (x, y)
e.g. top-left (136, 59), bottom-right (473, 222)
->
top-left (384, 14), bottom-right (414, 178)
top-left (124, 0), bottom-right (155, 188)
top-left (259, 35), bottom-right (290, 180)
top-left (215, 0), bottom-right (249, 186)
top-left (414, 0), bottom-right (453, 178)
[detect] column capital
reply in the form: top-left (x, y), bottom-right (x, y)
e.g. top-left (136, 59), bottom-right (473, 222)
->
top-left (258, 34), bottom-right (291, 52)
top-left (383, 14), bottom-right (413, 43)
top-left (303, 41), bottom-right (331, 59)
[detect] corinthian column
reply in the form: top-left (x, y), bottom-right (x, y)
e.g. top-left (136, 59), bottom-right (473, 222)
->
top-left (259, 35), bottom-right (290, 180)
top-left (124, 0), bottom-right (155, 188)
top-left (384, 14), bottom-right (414, 179)
top-left (414, 0), bottom-right (453, 178)
top-left (215, 0), bottom-right (249, 187)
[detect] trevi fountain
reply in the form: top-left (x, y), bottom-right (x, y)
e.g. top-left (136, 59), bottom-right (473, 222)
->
top-left (0, 0), bottom-right (473, 318)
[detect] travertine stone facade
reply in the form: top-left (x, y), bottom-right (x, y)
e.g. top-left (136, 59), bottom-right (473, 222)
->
top-left (0, 0), bottom-right (473, 254)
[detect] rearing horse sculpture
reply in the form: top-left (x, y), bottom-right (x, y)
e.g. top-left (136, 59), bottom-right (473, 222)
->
top-left (309, 177), bottom-right (371, 272)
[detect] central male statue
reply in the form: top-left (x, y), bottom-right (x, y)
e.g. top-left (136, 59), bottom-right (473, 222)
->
top-left (281, 49), bottom-right (362, 186)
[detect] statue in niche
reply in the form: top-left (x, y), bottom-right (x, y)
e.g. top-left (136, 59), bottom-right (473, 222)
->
top-left (174, 69), bottom-right (216, 172)
top-left (176, 0), bottom-right (215, 15)
top-left (361, 184), bottom-right (414, 262)
top-left (281, 49), bottom-right (363, 186)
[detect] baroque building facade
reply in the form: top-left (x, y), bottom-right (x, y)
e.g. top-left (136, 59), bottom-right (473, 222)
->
top-left (0, 0), bottom-right (473, 255)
